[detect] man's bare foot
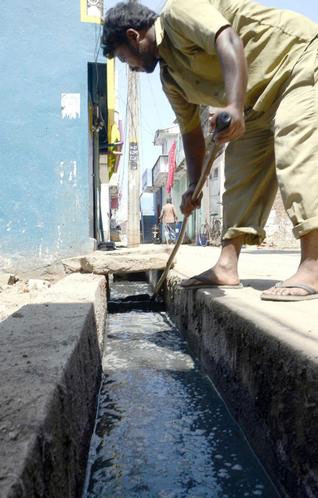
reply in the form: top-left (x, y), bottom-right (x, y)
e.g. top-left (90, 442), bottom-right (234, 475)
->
top-left (182, 237), bottom-right (243, 288)
top-left (262, 230), bottom-right (318, 300)
top-left (181, 265), bottom-right (241, 288)
top-left (262, 259), bottom-right (318, 299)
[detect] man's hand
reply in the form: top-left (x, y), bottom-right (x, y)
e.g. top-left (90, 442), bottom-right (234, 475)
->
top-left (180, 184), bottom-right (203, 216)
top-left (209, 105), bottom-right (245, 144)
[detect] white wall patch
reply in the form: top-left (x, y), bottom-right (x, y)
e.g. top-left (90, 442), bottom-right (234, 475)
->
top-left (87, 0), bottom-right (103, 17)
top-left (61, 93), bottom-right (80, 119)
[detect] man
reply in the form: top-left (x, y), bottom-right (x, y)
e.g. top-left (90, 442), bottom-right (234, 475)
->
top-left (101, 0), bottom-right (318, 301)
top-left (159, 198), bottom-right (178, 244)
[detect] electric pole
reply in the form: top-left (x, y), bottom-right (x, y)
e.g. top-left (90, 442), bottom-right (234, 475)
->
top-left (127, 0), bottom-right (141, 247)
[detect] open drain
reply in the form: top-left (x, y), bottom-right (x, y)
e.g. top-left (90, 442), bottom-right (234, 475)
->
top-left (107, 293), bottom-right (165, 313)
top-left (107, 273), bottom-right (165, 313)
top-left (83, 279), bottom-right (279, 498)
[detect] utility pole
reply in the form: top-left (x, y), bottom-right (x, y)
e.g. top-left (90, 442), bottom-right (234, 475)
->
top-left (127, 0), bottom-right (141, 247)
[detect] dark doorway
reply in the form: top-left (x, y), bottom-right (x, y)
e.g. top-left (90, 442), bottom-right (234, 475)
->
top-left (87, 62), bottom-right (108, 242)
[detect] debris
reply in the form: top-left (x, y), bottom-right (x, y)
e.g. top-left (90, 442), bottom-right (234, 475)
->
top-left (8, 431), bottom-right (19, 441)
top-left (26, 279), bottom-right (51, 292)
top-left (0, 274), bottom-right (18, 288)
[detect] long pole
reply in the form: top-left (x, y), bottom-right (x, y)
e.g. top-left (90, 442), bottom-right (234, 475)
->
top-left (127, 0), bottom-right (141, 247)
top-left (152, 113), bottom-right (231, 298)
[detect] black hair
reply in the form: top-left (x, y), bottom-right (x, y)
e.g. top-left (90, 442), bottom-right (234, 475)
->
top-left (101, 2), bottom-right (158, 58)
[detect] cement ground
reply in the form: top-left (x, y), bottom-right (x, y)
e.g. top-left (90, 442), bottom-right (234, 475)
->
top-left (0, 261), bottom-right (65, 322)
top-left (173, 244), bottom-right (318, 359)
top-left (1, 244), bottom-right (317, 497)
top-left (0, 274), bottom-right (106, 498)
top-left (167, 244), bottom-right (318, 498)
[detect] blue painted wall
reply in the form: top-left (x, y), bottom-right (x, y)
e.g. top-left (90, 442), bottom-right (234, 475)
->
top-left (0, 0), bottom-right (101, 269)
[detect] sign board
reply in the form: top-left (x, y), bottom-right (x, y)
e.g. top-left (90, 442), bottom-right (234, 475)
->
top-left (129, 142), bottom-right (139, 170)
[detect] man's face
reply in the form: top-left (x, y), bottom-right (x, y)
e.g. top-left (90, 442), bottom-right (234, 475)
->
top-left (114, 30), bottom-right (158, 73)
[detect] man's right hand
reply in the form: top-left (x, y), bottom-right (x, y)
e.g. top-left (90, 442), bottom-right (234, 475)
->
top-left (180, 184), bottom-right (202, 216)
top-left (209, 105), bottom-right (245, 144)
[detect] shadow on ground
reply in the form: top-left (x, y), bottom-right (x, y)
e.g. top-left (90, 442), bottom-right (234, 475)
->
top-left (241, 279), bottom-right (279, 291)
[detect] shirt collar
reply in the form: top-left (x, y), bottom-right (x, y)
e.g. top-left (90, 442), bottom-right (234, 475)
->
top-left (154, 17), bottom-right (164, 49)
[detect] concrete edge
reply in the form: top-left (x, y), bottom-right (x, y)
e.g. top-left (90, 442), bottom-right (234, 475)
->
top-left (0, 274), bottom-right (107, 498)
top-left (62, 246), bottom-right (173, 275)
top-left (166, 270), bottom-right (318, 498)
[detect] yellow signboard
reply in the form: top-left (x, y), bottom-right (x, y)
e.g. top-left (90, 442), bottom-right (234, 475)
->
top-left (107, 59), bottom-right (123, 178)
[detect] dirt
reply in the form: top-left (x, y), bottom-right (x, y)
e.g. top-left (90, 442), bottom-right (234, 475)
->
top-left (0, 262), bottom-right (65, 322)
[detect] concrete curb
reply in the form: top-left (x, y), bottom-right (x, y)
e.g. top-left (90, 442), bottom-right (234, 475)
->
top-left (0, 274), bottom-right (106, 498)
top-left (166, 270), bottom-right (318, 498)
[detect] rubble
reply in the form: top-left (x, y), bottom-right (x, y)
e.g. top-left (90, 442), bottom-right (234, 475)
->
top-left (0, 273), bottom-right (18, 288)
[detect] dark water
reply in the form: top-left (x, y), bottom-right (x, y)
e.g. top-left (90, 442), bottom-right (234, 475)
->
top-left (83, 283), bottom-right (279, 498)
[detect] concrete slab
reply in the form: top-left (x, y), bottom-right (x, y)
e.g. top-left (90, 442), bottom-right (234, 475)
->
top-left (167, 245), bottom-right (318, 498)
top-left (0, 274), bottom-right (106, 498)
top-left (62, 245), bottom-right (173, 275)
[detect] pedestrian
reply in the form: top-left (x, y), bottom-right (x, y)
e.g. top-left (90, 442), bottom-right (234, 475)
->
top-left (159, 198), bottom-right (178, 244)
top-left (101, 0), bottom-right (318, 301)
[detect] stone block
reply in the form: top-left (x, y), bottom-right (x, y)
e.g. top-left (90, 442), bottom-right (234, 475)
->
top-left (0, 274), bottom-right (106, 498)
top-left (62, 245), bottom-right (173, 275)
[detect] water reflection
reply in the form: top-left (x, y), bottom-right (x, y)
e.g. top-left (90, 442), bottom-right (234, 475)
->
top-left (83, 283), bottom-right (279, 498)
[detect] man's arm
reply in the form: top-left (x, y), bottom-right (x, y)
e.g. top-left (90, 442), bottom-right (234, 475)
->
top-left (159, 209), bottom-right (163, 222)
top-left (180, 125), bottom-right (205, 216)
top-left (180, 27), bottom-right (247, 215)
top-left (211, 26), bottom-right (247, 143)
top-left (172, 205), bottom-right (178, 222)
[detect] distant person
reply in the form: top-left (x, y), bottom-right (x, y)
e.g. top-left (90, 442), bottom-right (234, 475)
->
top-left (159, 199), bottom-right (178, 244)
top-left (102, 0), bottom-right (318, 301)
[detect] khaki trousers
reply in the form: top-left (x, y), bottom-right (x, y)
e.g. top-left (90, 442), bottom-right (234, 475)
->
top-left (223, 36), bottom-right (318, 245)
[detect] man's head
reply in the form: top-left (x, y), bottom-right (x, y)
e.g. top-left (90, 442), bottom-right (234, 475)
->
top-left (102, 2), bottom-right (159, 73)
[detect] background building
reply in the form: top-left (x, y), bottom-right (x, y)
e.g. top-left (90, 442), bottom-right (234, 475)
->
top-left (143, 107), bottom-right (297, 248)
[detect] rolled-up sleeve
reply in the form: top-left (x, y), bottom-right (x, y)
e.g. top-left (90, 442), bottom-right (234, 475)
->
top-left (163, 0), bottom-right (231, 54)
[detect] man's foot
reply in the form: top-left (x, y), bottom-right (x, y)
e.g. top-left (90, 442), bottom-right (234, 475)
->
top-left (181, 237), bottom-right (243, 289)
top-left (181, 267), bottom-right (241, 289)
top-left (261, 261), bottom-right (318, 301)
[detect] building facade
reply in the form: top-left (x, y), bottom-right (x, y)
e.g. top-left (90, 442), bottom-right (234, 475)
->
top-left (0, 0), bottom-right (120, 270)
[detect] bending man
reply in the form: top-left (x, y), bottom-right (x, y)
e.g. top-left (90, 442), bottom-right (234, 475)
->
top-left (102, 0), bottom-right (318, 301)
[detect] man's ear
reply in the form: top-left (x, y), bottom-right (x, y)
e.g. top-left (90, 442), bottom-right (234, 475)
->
top-left (126, 28), bottom-right (140, 48)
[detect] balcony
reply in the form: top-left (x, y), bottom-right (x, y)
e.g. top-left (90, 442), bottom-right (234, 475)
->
top-left (152, 154), bottom-right (168, 189)
top-left (142, 168), bottom-right (155, 193)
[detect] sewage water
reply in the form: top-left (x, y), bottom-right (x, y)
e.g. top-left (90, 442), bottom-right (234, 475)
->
top-left (83, 282), bottom-right (279, 498)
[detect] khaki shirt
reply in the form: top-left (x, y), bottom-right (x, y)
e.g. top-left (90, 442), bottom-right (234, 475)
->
top-left (160, 203), bottom-right (177, 224)
top-left (156, 0), bottom-right (317, 133)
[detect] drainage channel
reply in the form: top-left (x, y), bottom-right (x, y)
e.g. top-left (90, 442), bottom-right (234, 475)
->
top-left (83, 280), bottom-right (279, 498)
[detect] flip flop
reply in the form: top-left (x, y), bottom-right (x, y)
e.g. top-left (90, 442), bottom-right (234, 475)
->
top-left (180, 274), bottom-right (243, 290)
top-left (261, 283), bottom-right (318, 302)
